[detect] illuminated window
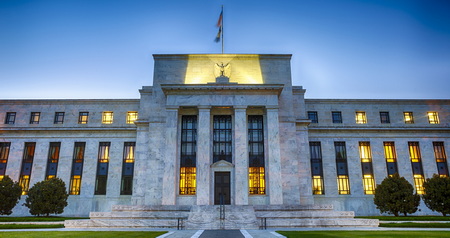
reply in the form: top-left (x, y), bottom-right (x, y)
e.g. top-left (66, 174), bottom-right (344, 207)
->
top-left (126, 111), bottom-right (138, 124)
top-left (427, 112), bottom-right (439, 124)
top-left (308, 111), bottom-right (318, 123)
top-left (0, 175), bottom-right (4, 180)
top-left (29, 112), bottom-right (40, 124)
top-left (69, 175), bottom-right (81, 195)
top-left (45, 142), bottom-right (60, 180)
top-left (78, 112), bottom-right (89, 124)
top-left (102, 111), bottom-right (113, 124)
top-left (408, 142), bottom-right (425, 194)
top-left (249, 167), bottom-right (265, 195)
top-left (19, 142), bottom-right (35, 195)
top-left (335, 142), bottom-right (350, 194)
top-left (5, 112), bottom-right (16, 124)
top-left (359, 142), bottom-right (375, 194)
top-left (121, 142), bottom-right (135, 195)
top-left (213, 115), bottom-right (232, 163)
top-left (54, 112), bottom-right (65, 124)
top-left (403, 112), bottom-right (414, 124)
top-left (433, 142), bottom-right (448, 177)
top-left (383, 142), bottom-right (398, 176)
top-left (97, 142), bottom-right (110, 163)
top-left (362, 175), bottom-right (375, 195)
top-left (249, 115), bottom-right (265, 195)
top-left (179, 115), bottom-right (197, 195)
top-left (359, 142), bottom-right (372, 162)
top-left (123, 142), bottom-right (135, 163)
top-left (310, 142), bottom-right (324, 195)
top-left (70, 142), bottom-right (85, 195)
top-left (95, 142), bottom-right (110, 195)
top-left (332, 111), bottom-right (342, 123)
top-left (0, 142), bottom-right (10, 180)
top-left (355, 111), bottom-right (367, 124)
top-left (19, 175), bottom-right (30, 195)
top-left (380, 111), bottom-right (390, 124)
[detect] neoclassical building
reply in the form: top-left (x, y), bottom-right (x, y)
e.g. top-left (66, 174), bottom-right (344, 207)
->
top-left (0, 54), bottom-right (449, 224)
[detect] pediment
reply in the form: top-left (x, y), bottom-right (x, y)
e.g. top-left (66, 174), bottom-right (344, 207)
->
top-left (211, 160), bottom-right (234, 168)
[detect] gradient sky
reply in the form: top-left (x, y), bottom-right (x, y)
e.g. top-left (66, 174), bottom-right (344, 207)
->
top-left (1, 0), bottom-right (449, 99)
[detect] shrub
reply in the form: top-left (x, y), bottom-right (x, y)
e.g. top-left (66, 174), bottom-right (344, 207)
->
top-left (24, 177), bottom-right (69, 216)
top-left (422, 174), bottom-right (450, 216)
top-left (374, 174), bottom-right (420, 216)
top-left (0, 175), bottom-right (22, 215)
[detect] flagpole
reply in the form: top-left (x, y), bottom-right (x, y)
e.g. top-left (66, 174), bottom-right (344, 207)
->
top-left (221, 5), bottom-right (224, 54)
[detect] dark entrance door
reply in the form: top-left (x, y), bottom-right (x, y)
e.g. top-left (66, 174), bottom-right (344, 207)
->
top-left (214, 172), bottom-right (231, 205)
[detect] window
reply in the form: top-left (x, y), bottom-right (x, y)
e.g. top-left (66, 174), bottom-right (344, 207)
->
top-left (126, 111), bottom-right (138, 124)
top-left (433, 142), bottom-right (448, 177)
top-left (78, 112), bottom-right (89, 124)
top-left (335, 142), bottom-right (350, 194)
top-left (5, 112), bottom-right (16, 124)
top-left (102, 111), bottom-right (113, 124)
top-left (359, 142), bottom-right (375, 194)
top-left (408, 142), bottom-right (425, 194)
top-left (69, 175), bottom-right (82, 195)
top-left (308, 111), bottom-right (318, 123)
top-left (29, 112), bottom-right (40, 124)
top-left (383, 142), bottom-right (398, 176)
top-left (332, 111), bottom-right (342, 123)
top-left (427, 112), bottom-right (439, 124)
top-left (380, 112), bottom-right (390, 124)
top-left (310, 142), bottom-right (324, 195)
top-left (70, 142), bottom-right (85, 195)
top-left (403, 112), bottom-right (414, 124)
top-left (0, 142), bottom-right (11, 177)
top-left (45, 142), bottom-right (61, 180)
top-left (54, 112), bottom-right (65, 124)
top-left (355, 112), bottom-right (367, 124)
top-left (179, 115), bottom-right (197, 195)
top-left (213, 115), bottom-right (232, 163)
top-left (248, 115), bottom-right (265, 195)
top-left (121, 142), bottom-right (135, 195)
top-left (20, 142), bottom-right (36, 195)
top-left (95, 142), bottom-right (110, 195)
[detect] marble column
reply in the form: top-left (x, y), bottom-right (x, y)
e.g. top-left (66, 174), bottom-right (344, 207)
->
top-left (131, 120), bottom-right (150, 205)
top-left (162, 106), bottom-right (178, 205)
top-left (234, 106), bottom-right (248, 205)
top-left (196, 106), bottom-right (211, 205)
top-left (266, 107), bottom-right (283, 205)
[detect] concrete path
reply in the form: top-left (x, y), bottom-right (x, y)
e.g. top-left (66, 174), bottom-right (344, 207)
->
top-left (159, 229), bottom-right (284, 238)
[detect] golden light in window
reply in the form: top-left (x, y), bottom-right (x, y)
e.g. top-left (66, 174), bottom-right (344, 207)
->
top-left (355, 112), bottom-right (367, 124)
top-left (249, 167), bottom-right (265, 195)
top-left (337, 175), bottom-right (350, 194)
top-left (403, 112), bottom-right (414, 123)
top-left (359, 142), bottom-right (372, 162)
top-left (413, 174), bottom-right (425, 194)
top-left (363, 174), bottom-right (375, 195)
top-left (312, 175), bottom-right (323, 195)
top-left (427, 112), bottom-right (439, 124)
top-left (70, 175), bottom-right (82, 195)
top-left (102, 111), bottom-right (114, 124)
top-left (179, 167), bottom-right (196, 195)
top-left (127, 111), bottom-right (138, 124)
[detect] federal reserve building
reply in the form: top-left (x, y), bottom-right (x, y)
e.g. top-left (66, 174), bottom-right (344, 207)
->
top-left (0, 54), bottom-right (449, 228)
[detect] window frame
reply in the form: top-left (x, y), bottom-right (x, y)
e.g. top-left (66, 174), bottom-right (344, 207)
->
top-left (332, 111), bottom-right (342, 124)
top-left (308, 111), bottom-right (318, 123)
top-left (355, 111), bottom-right (367, 124)
top-left (379, 111), bottom-right (390, 124)
top-left (5, 112), bottom-right (16, 124)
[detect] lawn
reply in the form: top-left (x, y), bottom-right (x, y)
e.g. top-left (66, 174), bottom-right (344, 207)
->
top-left (277, 231), bottom-right (450, 238)
top-left (0, 231), bottom-right (166, 238)
top-left (379, 222), bottom-right (450, 228)
top-left (0, 217), bottom-right (88, 222)
top-left (0, 224), bottom-right (64, 229)
top-left (356, 216), bottom-right (450, 221)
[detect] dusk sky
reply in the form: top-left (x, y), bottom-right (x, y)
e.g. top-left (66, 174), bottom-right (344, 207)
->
top-left (1, 0), bottom-right (449, 99)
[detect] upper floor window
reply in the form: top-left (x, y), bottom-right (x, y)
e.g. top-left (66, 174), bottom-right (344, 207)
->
top-left (126, 111), bottom-right (138, 124)
top-left (78, 112), bottom-right (89, 124)
top-left (54, 112), bottom-right (65, 124)
top-left (308, 111), bottom-right (318, 123)
top-left (5, 112), bottom-right (16, 124)
top-left (403, 112), bottom-right (414, 124)
top-left (427, 112), bottom-right (439, 124)
top-left (332, 111), bottom-right (342, 123)
top-left (30, 112), bottom-right (40, 124)
top-left (355, 111), bottom-right (367, 124)
top-left (380, 111), bottom-right (390, 124)
top-left (102, 111), bottom-right (114, 124)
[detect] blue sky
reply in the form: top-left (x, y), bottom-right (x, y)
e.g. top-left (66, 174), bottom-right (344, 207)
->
top-left (0, 0), bottom-right (449, 99)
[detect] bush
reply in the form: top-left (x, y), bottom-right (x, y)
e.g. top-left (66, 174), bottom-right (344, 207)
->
top-left (0, 175), bottom-right (22, 215)
top-left (373, 174), bottom-right (420, 216)
top-left (24, 177), bottom-right (69, 216)
top-left (422, 174), bottom-right (450, 216)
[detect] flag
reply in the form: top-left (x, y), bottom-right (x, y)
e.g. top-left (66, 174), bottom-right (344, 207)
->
top-left (214, 9), bottom-right (223, 42)
top-left (214, 27), bottom-right (221, 42)
top-left (216, 9), bottom-right (223, 27)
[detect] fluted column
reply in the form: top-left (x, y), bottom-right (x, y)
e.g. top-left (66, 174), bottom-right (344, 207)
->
top-left (196, 106), bottom-right (211, 205)
top-left (234, 106), bottom-right (248, 205)
top-left (162, 106), bottom-right (178, 205)
top-left (266, 106), bottom-right (283, 204)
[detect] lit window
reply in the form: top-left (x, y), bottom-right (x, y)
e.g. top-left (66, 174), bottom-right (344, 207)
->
top-left (408, 142), bottom-right (425, 194)
top-left (383, 142), bottom-right (398, 176)
top-left (179, 167), bottom-right (196, 195)
top-left (20, 142), bottom-right (35, 195)
top-left (359, 142), bottom-right (375, 194)
top-left (54, 112), bottom-right (65, 124)
top-left (427, 112), bottom-right (439, 124)
top-left (332, 111), bottom-right (342, 123)
top-left (121, 142), bottom-right (135, 195)
top-left (248, 115), bottom-right (265, 195)
top-left (5, 112), bottom-right (16, 124)
top-left (403, 112), bottom-right (414, 124)
top-left (30, 112), bottom-right (40, 124)
top-left (98, 142), bottom-right (110, 163)
top-left (179, 116), bottom-right (197, 195)
top-left (95, 142), bottom-right (110, 195)
top-left (0, 142), bottom-right (11, 164)
top-left (19, 175), bottom-right (30, 195)
top-left (308, 111), bottom-right (318, 123)
top-left (69, 175), bottom-right (82, 195)
top-left (359, 142), bottom-right (372, 163)
top-left (312, 175), bottom-right (324, 195)
top-left (249, 167), bottom-right (265, 195)
top-left (45, 142), bottom-right (60, 180)
top-left (78, 112), bottom-right (89, 124)
top-left (123, 142), bottom-right (135, 163)
top-left (363, 174), bottom-right (375, 195)
top-left (433, 142), bottom-right (448, 177)
top-left (70, 142), bottom-right (85, 195)
top-left (126, 111), bottom-right (138, 124)
top-left (355, 112), bottom-right (367, 124)
top-left (310, 142), bottom-right (324, 195)
top-left (380, 111), bottom-right (390, 124)
top-left (102, 111), bottom-right (113, 124)
top-left (413, 174), bottom-right (425, 195)
top-left (335, 142), bottom-right (350, 194)
top-left (337, 175), bottom-right (350, 195)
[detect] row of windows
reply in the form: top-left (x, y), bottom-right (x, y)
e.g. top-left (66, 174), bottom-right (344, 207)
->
top-left (4, 111), bottom-right (138, 125)
top-left (0, 141), bottom-right (135, 196)
top-left (308, 111), bottom-right (440, 124)
top-left (309, 141), bottom-right (448, 196)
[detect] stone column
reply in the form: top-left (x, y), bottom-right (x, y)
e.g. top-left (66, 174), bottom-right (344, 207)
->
top-left (266, 107), bottom-right (283, 204)
top-left (162, 106), bottom-right (178, 205)
top-left (196, 106), bottom-right (211, 205)
top-left (234, 106), bottom-right (248, 205)
top-left (131, 120), bottom-right (150, 205)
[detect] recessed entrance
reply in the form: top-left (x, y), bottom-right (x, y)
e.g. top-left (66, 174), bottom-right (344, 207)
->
top-left (214, 172), bottom-right (231, 205)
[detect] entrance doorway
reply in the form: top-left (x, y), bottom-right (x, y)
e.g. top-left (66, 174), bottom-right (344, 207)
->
top-left (214, 172), bottom-right (231, 205)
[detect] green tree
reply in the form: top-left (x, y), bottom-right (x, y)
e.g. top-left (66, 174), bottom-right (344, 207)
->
top-left (422, 174), bottom-right (450, 216)
top-left (0, 175), bottom-right (22, 215)
top-left (24, 177), bottom-right (69, 216)
top-left (374, 174), bottom-right (420, 216)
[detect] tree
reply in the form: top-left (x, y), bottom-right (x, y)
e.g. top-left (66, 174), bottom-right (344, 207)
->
top-left (0, 175), bottom-right (22, 215)
top-left (24, 177), bottom-right (69, 216)
top-left (374, 174), bottom-right (420, 216)
top-left (422, 174), bottom-right (450, 216)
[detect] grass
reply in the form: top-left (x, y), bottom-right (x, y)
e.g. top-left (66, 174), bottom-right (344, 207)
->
top-left (0, 224), bottom-right (65, 229)
top-left (0, 217), bottom-right (88, 222)
top-left (356, 216), bottom-right (450, 221)
top-left (379, 222), bottom-right (450, 228)
top-left (277, 231), bottom-right (450, 238)
top-left (0, 231), bottom-right (166, 238)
